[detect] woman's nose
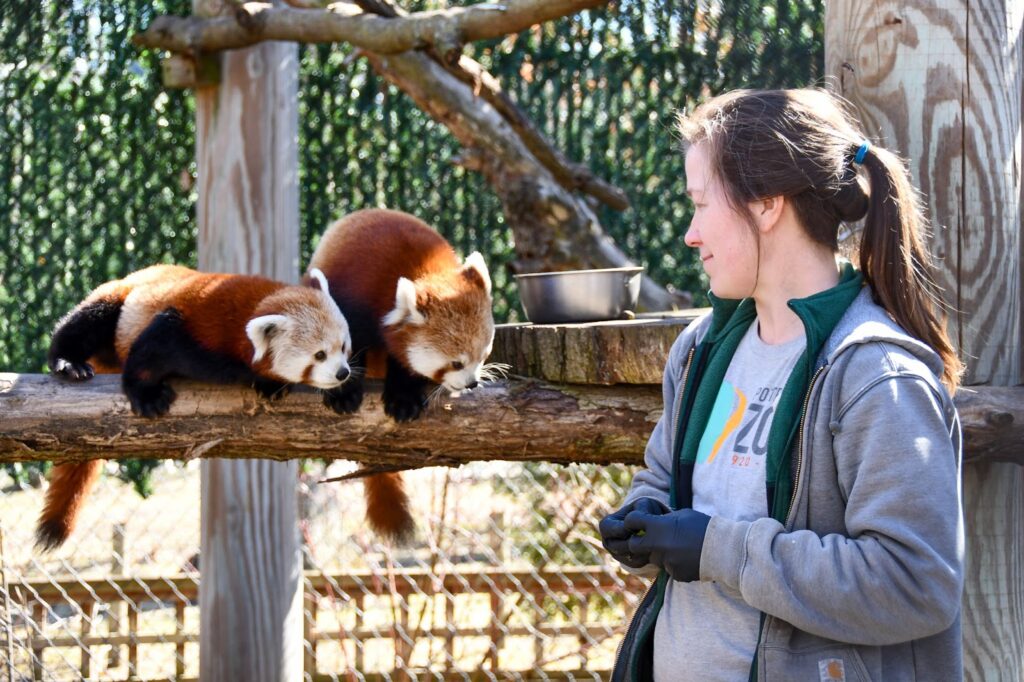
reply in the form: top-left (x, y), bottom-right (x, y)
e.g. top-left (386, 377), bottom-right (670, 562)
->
top-left (684, 224), bottom-right (700, 248)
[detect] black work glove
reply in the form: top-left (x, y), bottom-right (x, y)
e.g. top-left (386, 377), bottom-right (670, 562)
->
top-left (624, 507), bottom-right (711, 582)
top-left (598, 497), bottom-right (670, 568)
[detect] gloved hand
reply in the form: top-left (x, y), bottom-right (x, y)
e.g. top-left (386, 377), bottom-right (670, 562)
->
top-left (624, 507), bottom-right (711, 582)
top-left (598, 497), bottom-right (670, 568)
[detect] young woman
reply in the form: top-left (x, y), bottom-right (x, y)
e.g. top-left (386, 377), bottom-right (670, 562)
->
top-left (600, 89), bottom-right (964, 682)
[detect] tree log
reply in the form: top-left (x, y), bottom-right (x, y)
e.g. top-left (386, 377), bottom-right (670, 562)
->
top-left (491, 313), bottom-right (704, 385)
top-left (132, 0), bottom-right (607, 57)
top-left (0, 373), bottom-right (662, 466)
top-left (1, 373), bottom-right (1021, 467)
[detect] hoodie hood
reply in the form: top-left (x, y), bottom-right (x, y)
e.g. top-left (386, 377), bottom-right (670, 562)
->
top-left (823, 286), bottom-right (946, 378)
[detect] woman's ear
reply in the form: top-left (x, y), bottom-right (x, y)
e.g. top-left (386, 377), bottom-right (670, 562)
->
top-left (754, 195), bottom-right (786, 234)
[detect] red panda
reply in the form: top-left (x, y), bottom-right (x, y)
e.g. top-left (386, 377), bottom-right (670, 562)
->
top-left (38, 264), bottom-right (352, 550)
top-left (307, 208), bottom-right (496, 544)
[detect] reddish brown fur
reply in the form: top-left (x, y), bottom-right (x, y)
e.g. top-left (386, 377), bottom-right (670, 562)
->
top-left (310, 209), bottom-right (461, 323)
top-left (36, 461), bottom-right (103, 551)
top-left (41, 265), bottom-right (337, 550)
top-left (96, 265), bottom-right (287, 374)
top-left (310, 209), bottom-right (492, 378)
top-left (363, 472), bottom-right (414, 545)
top-left (309, 209), bottom-right (492, 543)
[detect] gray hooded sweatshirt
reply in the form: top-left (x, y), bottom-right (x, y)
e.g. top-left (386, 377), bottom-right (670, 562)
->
top-left (618, 287), bottom-right (965, 681)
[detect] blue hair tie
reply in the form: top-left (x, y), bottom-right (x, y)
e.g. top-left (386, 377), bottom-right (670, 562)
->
top-left (853, 140), bottom-right (871, 165)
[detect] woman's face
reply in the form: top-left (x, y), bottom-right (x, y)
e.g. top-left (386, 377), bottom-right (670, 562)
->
top-left (684, 143), bottom-right (759, 299)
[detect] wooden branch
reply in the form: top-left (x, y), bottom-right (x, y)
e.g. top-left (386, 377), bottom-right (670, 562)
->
top-left (132, 0), bottom-right (607, 56)
top-left (1, 373), bottom-right (1021, 466)
top-left (0, 374), bottom-right (661, 466)
top-left (445, 55), bottom-right (630, 211)
top-left (338, 0), bottom-right (630, 211)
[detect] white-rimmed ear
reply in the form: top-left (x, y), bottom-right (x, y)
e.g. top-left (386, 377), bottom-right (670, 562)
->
top-left (462, 251), bottom-right (491, 294)
top-left (246, 314), bottom-right (290, 363)
top-left (383, 277), bottom-right (426, 326)
top-left (307, 267), bottom-right (330, 294)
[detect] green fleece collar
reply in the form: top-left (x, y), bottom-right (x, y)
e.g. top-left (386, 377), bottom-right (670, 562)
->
top-left (677, 261), bottom-right (864, 521)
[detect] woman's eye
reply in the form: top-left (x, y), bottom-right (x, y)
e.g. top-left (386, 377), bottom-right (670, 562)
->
top-left (315, 351), bottom-right (327, 361)
top-left (452, 361), bottom-right (464, 370)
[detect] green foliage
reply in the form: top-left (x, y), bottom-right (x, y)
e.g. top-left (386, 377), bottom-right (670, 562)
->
top-left (1, 0), bottom-right (823, 496)
top-left (2, 461), bottom-right (51, 489)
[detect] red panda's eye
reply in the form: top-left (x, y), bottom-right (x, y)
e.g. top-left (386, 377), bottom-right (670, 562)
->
top-left (314, 351), bottom-right (327, 362)
top-left (451, 361), bottom-right (464, 370)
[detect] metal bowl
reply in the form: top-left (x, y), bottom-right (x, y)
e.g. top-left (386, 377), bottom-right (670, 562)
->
top-left (515, 267), bottom-right (644, 324)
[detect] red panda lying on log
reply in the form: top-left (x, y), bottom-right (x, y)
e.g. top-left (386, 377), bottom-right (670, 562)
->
top-left (307, 208), bottom-right (497, 544)
top-left (37, 264), bottom-right (352, 550)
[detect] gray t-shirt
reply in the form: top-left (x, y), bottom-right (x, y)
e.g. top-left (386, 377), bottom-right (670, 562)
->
top-left (654, 319), bottom-right (805, 682)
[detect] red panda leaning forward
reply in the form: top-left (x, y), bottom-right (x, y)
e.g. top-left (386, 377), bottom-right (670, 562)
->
top-left (39, 264), bottom-right (352, 550)
top-left (308, 209), bottom-right (496, 544)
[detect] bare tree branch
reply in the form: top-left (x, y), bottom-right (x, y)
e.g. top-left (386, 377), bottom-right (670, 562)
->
top-left (132, 0), bottom-right (608, 56)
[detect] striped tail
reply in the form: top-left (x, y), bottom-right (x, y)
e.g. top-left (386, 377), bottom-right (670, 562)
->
top-left (36, 460), bottom-right (103, 551)
top-left (363, 472), bottom-right (415, 545)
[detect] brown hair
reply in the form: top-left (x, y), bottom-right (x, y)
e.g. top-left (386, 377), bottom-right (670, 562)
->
top-left (675, 88), bottom-right (962, 392)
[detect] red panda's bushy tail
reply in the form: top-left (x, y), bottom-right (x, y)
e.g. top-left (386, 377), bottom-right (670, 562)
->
top-left (36, 460), bottom-right (103, 551)
top-left (364, 472), bottom-right (415, 545)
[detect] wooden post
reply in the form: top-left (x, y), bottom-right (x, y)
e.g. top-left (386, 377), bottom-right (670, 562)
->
top-left (79, 600), bottom-right (93, 679)
top-left (30, 601), bottom-right (42, 682)
top-left (826, 2), bottom-right (1024, 678)
top-left (192, 1), bottom-right (303, 680)
top-left (108, 523), bottom-right (127, 669)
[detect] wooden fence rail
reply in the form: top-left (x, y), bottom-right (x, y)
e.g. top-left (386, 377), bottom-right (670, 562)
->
top-left (4, 567), bottom-right (646, 680)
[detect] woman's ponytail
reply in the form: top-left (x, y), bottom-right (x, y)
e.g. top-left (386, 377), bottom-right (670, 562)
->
top-left (858, 147), bottom-right (963, 393)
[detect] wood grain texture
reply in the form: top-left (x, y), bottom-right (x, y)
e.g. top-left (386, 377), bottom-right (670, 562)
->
top-left (2, 373), bottom-right (1020, 466)
top-left (193, 20), bottom-right (303, 681)
top-left (490, 312), bottom-right (706, 385)
top-left (826, 0), bottom-right (1022, 386)
top-left (827, 4), bottom-right (1023, 679)
top-left (0, 373), bottom-right (662, 467)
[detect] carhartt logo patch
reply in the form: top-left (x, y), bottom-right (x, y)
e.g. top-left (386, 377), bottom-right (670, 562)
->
top-left (819, 658), bottom-right (846, 681)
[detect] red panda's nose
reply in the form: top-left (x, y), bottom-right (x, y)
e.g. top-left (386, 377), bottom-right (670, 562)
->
top-left (465, 380), bottom-right (479, 390)
top-left (336, 367), bottom-right (350, 382)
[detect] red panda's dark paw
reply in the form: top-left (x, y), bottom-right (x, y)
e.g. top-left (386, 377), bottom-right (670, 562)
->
top-left (382, 392), bottom-right (427, 422)
top-left (126, 383), bottom-right (177, 418)
top-left (323, 382), bottom-right (363, 414)
top-left (254, 379), bottom-right (290, 401)
top-left (50, 358), bottom-right (94, 381)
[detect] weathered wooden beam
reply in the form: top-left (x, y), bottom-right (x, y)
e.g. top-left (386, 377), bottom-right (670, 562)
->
top-left (0, 373), bottom-right (662, 467)
top-left (1, 373), bottom-right (1021, 466)
top-left (491, 313), bottom-right (705, 385)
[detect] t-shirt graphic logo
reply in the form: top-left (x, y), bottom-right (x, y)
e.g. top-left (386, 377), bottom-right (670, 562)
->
top-left (695, 380), bottom-right (747, 464)
top-left (818, 658), bottom-right (845, 681)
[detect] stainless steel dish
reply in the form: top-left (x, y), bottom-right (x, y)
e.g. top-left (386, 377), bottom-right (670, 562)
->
top-left (514, 266), bottom-right (644, 324)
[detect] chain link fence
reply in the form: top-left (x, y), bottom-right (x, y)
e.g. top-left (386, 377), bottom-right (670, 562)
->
top-left (1, 0), bottom-right (823, 677)
top-left (1, 461), bottom-right (643, 679)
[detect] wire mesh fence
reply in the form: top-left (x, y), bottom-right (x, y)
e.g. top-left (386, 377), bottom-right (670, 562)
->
top-left (0, 460), bottom-right (645, 680)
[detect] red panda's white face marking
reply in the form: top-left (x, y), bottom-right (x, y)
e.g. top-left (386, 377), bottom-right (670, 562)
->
top-left (385, 255), bottom-right (495, 392)
top-left (248, 281), bottom-right (352, 389)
